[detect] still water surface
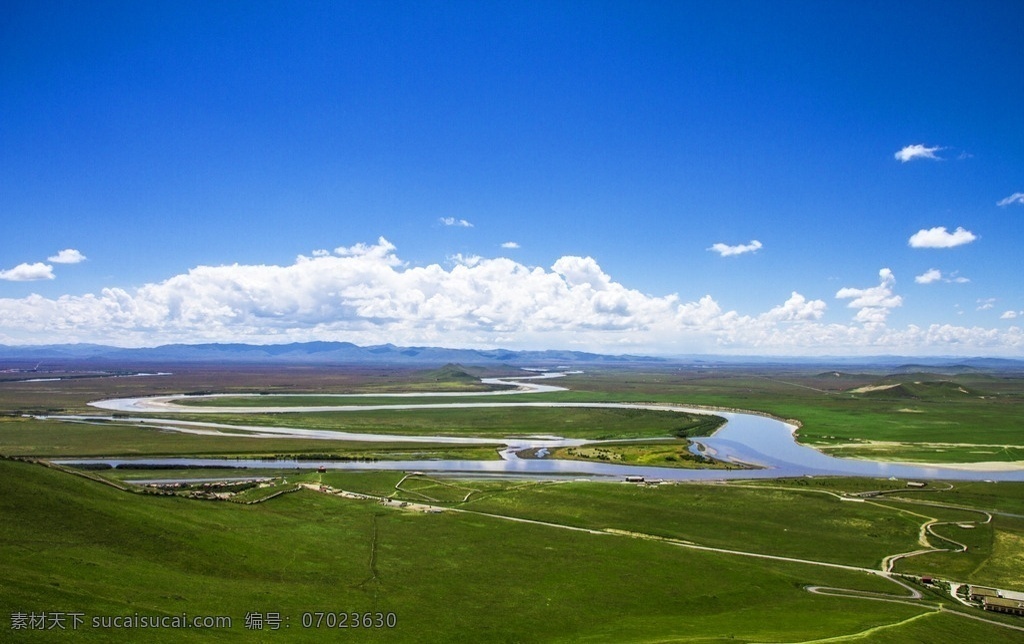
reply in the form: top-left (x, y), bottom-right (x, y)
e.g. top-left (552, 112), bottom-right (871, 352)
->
top-left (62, 373), bottom-right (1024, 482)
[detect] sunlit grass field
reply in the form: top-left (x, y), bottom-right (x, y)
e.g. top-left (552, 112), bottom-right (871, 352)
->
top-left (5, 459), bottom-right (1024, 641)
top-left (550, 368), bottom-right (1024, 463)
top-left (2, 363), bottom-right (1024, 641)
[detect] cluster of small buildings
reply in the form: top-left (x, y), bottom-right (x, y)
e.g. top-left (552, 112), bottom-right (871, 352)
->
top-left (623, 476), bottom-right (672, 486)
top-left (969, 586), bottom-right (1024, 616)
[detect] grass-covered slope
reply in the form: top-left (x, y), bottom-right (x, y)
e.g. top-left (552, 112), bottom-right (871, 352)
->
top-left (847, 379), bottom-right (982, 400)
top-left (4, 461), bottom-right (1024, 641)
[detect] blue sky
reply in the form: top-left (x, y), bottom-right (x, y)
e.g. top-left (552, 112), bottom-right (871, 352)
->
top-left (2, 1), bottom-right (1023, 355)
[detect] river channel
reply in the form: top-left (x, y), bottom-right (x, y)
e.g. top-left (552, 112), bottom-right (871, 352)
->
top-left (58, 373), bottom-right (1024, 482)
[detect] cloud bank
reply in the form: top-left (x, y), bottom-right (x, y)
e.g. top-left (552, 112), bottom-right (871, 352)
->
top-left (0, 239), bottom-right (1020, 355)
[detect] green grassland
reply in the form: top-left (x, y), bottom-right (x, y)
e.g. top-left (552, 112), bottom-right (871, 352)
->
top-left (3, 364), bottom-right (1024, 641)
top-left (458, 480), bottom-right (926, 569)
top-left (156, 406), bottom-right (721, 441)
top-left (0, 416), bottom-right (503, 461)
top-left (0, 406), bottom-right (721, 467)
top-left (4, 363), bottom-right (1023, 465)
top-left (548, 441), bottom-right (731, 468)
top-left (823, 443), bottom-right (1024, 464)
top-left (5, 458), bottom-right (1023, 642)
top-left (741, 474), bottom-right (1024, 502)
top-left (549, 368), bottom-right (1024, 464)
top-left (172, 393), bottom-right (528, 407)
top-left (732, 476), bottom-right (1024, 592)
top-left (0, 364), bottom-right (516, 416)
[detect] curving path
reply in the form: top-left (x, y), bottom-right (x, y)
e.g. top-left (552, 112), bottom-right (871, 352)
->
top-left (303, 476), bottom-right (1024, 638)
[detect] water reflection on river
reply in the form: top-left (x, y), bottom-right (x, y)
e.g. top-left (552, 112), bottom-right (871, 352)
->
top-left (56, 415), bottom-right (1024, 484)
top-left (60, 373), bottom-right (1024, 482)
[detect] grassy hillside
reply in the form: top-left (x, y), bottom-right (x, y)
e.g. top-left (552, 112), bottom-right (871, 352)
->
top-left (0, 458), bottom-right (1011, 638)
top-left (3, 364), bottom-right (1024, 641)
top-left (4, 460), bottom-right (1024, 641)
top-left (847, 379), bottom-right (983, 400)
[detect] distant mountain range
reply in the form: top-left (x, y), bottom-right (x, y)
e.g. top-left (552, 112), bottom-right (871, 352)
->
top-left (1, 341), bottom-right (1023, 370)
top-left (0, 341), bottom-right (665, 367)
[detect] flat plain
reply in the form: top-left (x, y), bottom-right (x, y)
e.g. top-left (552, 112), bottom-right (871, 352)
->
top-left (1, 362), bottom-right (1023, 642)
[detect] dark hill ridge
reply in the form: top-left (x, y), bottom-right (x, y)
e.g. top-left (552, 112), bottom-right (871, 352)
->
top-left (890, 363), bottom-right (983, 375)
top-left (420, 363), bottom-right (480, 382)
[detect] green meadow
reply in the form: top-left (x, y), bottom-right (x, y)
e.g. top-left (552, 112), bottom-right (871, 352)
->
top-left (549, 368), bottom-right (1024, 464)
top-left (160, 406), bottom-right (721, 441)
top-left (0, 415), bottom-right (504, 461)
top-left (2, 363), bottom-right (1024, 641)
top-left (4, 459), bottom-right (1024, 642)
top-left (5, 363), bottom-right (1023, 464)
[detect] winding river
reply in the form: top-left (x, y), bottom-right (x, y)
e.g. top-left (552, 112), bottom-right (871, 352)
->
top-left (62, 373), bottom-right (1024, 482)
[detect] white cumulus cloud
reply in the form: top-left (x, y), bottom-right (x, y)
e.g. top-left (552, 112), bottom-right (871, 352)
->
top-left (997, 192), bottom-right (1024, 207)
top-left (0, 262), bottom-right (55, 282)
top-left (440, 217), bottom-right (473, 228)
top-left (915, 268), bottom-right (942, 284)
top-left (762, 292), bottom-right (827, 323)
top-left (894, 144), bottom-right (943, 162)
top-left (908, 226), bottom-right (977, 249)
top-left (48, 249), bottom-right (87, 264)
top-left (1, 241), bottom-right (1023, 356)
top-left (1002, 311), bottom-right (1020, 320)
top-left (836, 268), bottom-right (903, 326)
top-left (707, 240), bottom-right (762, 257)
top-left (501, 241), bottom-right (520, 249)
top-left (915, 269), bottom-right (969, 284)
